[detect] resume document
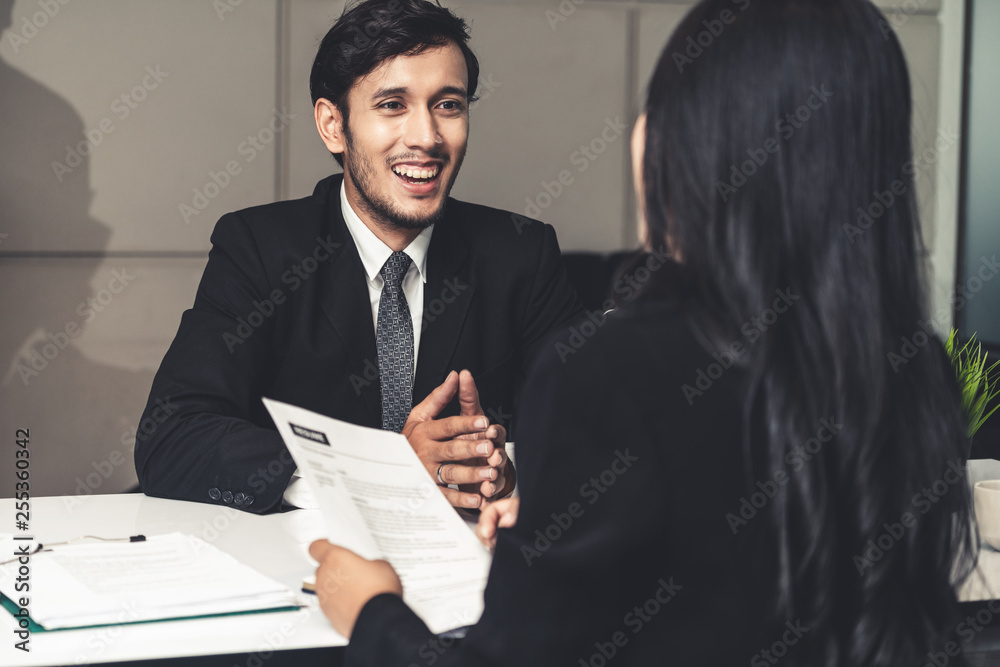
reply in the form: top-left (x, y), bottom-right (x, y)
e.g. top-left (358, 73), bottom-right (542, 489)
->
top-left (262, 398), bottom-right (491, 634)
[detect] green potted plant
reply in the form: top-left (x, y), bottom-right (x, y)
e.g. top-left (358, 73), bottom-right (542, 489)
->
top-left (947, 329), bottom-right (1000, 449)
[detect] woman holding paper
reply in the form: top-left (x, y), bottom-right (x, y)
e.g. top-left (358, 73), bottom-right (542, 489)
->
top-left (309, 0), bottom-right (977, 664)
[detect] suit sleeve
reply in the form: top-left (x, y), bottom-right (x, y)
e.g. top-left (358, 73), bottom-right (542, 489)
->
top-left (345, 328), bottom-right (670, 666)
top-left (134, 213), bottom-right (293, 514)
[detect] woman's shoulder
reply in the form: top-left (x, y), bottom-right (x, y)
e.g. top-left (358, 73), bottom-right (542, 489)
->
top-left (531, 297), bottom-right (725, 404)
top-left (541, 298), bottom-right (696, 364)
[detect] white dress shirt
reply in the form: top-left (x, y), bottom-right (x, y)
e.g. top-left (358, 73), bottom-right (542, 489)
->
top-left (339, 181), bottom-right (433, 359)
top-left (283, 182), bottom-right (434, 508)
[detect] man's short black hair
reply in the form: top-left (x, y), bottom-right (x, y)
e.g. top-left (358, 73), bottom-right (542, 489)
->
top-left (310, 0), bottom-right (480, 166)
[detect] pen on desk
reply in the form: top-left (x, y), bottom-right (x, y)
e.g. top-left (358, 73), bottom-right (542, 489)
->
top-left (0, 535), bottom-right (146, 566)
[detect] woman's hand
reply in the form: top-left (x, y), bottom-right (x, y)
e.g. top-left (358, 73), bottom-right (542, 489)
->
top-left (308, 539), bottom-right (403, 638)
top-left (476, 497), bottom-right (519, 551)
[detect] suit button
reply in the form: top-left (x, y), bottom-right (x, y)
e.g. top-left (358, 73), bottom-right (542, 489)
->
top-left (234, 492), bottom-right (246, 506)
top-left (222, 490), bottom-right (233, 504)
top-left (208, 487), bottom-right (221, 501)
top-left (244, 495), bottom-right (255, 506)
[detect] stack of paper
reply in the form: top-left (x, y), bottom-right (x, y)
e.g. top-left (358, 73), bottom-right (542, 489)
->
top-left (264, 398), bottom-right (492, 634)
top-left (0, 533), bottom-right (301, 630)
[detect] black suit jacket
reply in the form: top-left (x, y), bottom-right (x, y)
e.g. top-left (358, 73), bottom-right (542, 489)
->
top-left (135, 174), bottom-right (582, 514)
top-left (344, 296), bottom-right (780, 666)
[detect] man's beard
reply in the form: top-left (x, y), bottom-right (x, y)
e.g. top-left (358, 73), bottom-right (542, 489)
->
top-left (343, 123), bottom-right (464, 231)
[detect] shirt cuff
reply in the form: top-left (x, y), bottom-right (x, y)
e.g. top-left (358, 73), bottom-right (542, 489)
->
top-left (282, 468), bottom-right (319, 510)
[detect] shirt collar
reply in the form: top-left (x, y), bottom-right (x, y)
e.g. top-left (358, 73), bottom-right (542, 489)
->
top-left (340, 180), bottom-right (433, 284)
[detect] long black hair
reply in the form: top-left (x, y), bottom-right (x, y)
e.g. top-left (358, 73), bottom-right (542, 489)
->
top-left (642, 0), bottom-right (976, 664)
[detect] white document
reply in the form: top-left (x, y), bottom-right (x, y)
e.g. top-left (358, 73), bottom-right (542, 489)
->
top-left (0, 533), bottom-right (300, 630)
top-left (262, 398), bottom-right (492, 633)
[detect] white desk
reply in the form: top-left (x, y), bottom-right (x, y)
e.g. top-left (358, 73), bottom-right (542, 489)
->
top-left (0, 494), bottom-right (346, 667)
top-left (5, 461), bottom-right (1000, 666)
top-left (962, 459), bottom-right (1000, 603)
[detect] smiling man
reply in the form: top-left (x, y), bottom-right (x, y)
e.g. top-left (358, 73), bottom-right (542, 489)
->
top-left (134, 0), bottom-right (582, 515)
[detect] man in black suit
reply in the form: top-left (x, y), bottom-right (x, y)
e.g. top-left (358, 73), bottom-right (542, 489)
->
top-left (134, 0), bottom-right (582, 515)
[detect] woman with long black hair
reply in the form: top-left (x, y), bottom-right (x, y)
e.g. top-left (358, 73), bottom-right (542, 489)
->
top-left (310, 0), bottom-right (978, 664)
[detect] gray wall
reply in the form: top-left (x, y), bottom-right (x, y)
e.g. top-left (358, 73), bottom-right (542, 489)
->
top-left (0, 0), bottom-right (963, 498)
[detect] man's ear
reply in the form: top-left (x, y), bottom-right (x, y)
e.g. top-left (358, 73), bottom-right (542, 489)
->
top-left (315, 98), bottom-right (346, 156)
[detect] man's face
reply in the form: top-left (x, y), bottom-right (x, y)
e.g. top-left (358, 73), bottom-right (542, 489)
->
top-left (341, 42), bottom-right (469, 230)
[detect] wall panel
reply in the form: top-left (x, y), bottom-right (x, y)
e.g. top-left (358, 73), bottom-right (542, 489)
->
top-left (0, 0), bottom-right (964, 495)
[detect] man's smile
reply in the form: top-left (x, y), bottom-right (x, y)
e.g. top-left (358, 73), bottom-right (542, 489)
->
top-left (391, 160), bottom-right (444, 193)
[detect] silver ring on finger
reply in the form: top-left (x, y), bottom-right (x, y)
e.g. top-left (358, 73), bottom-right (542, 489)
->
top-left (436, 463), bottom-right (447, 486)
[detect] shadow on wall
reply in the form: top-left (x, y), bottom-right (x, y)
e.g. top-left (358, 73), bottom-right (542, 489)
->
top-left (0, 0), bottom-right (154, 498)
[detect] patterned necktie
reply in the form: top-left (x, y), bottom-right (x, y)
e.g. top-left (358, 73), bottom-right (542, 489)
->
top-left (376, 251), bottom-right (414, 432)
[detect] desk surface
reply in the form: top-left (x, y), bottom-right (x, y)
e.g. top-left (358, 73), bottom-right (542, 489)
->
top-left (6, 461), bottom-right (1000, 666)
top-left (962, 460), bottom-right (1000, 603)
top-left (0, 494), bottom-right (346, 667)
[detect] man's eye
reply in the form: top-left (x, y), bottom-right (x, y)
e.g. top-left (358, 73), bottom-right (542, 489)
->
top-left (379, 101), bottom-right (403, 110)
top-left (439, 100), bottom-right (464, 111)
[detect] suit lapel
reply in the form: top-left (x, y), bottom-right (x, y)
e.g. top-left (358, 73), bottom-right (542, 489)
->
top-left (413, 205), bottom-right (476, 404)
top-left (317, 177), bottom-right (382, 425)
